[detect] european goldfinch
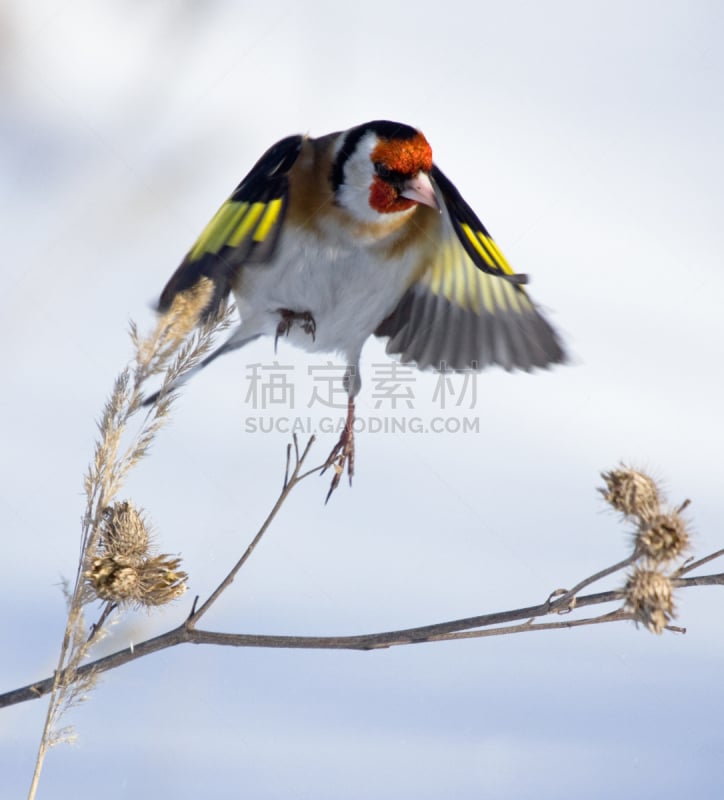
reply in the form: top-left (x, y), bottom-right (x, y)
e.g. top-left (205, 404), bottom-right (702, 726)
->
top-left (152, 120), bottom-right (566, 498)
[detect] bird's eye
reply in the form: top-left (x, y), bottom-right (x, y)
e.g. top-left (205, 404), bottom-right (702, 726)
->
top-left (373, 162), bottom-right (408, 188)
top-left (374, 162), bottom-right (394, 181)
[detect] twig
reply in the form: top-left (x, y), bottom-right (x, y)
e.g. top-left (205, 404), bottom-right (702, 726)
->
top-left (86, 602), bottom-right (117, 643)
top-left (188, 435), bottom-right (320, 626)
top-left (673, 547), bottom-right (724, 578)
top-left (4, 570), bottom-right (722, 710)
top-left (546, 552), bottom-right (640, 612)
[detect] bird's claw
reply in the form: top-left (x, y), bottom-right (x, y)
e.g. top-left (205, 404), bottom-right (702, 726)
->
top-left (322, 425), bottom-right (355, 503)
top-left (275, 309), bottom-right (316, 352)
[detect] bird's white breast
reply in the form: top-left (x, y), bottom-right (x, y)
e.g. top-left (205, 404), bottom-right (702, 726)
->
top-left (232, 222), bottom-right (423, 363)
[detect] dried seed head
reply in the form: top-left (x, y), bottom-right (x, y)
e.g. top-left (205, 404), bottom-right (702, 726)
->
top-left (86, 553), bottom-right (187, 607)
top-left (100, 501), bottom-right (151, 562)
top-left (600, 466), bottom-right (661, 522)
top-left (88, 502), bottom-right (187, 607)
top-left (637, 511), bottom-right (690, 564)
top-left (624, 567), bottom-right (675, 634)
top-left (136, 555), bottom-right (188, 606)
top-left (87, 556), bottom-right (142, 603)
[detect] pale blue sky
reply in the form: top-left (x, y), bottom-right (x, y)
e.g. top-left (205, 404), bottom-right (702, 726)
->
top-left (2, 2), bottom-right (724, 797)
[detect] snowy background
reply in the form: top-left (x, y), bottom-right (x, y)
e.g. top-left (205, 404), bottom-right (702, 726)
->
top-left (2, 1), bottom-right (723, 797)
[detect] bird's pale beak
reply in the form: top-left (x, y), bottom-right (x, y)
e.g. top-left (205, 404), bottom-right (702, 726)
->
top-left (400, 171), bottom-right (439, 210)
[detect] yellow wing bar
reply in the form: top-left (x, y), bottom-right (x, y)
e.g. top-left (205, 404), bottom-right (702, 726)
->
top-left (189, 197), bottom-right (284, 262)
top-left (459, 223), bottom-right (516, 276)
top-left (426, 236), bottom-right (532, 315)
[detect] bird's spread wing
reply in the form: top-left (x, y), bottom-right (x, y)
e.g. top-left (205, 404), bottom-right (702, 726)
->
top-left (158, 134), bottom-right (304, 318)
top-left (375, 165), bottom-right (566, 372)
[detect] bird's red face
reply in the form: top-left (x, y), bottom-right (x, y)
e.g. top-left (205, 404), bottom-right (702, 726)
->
top-left (369, 133), bottom-right (436, 214)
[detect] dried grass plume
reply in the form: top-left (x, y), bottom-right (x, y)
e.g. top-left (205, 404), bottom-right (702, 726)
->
top-left (29, 282), bottom-right (232, 799)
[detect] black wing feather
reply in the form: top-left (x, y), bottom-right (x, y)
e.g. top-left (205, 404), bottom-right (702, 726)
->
top-left (158, 134), bottom-right (303, 319)
top-left (430, 165), bottom-right (528, 286)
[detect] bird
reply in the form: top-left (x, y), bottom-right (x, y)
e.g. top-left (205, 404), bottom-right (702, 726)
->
top-left (150, 120), bottom-right (566, 500)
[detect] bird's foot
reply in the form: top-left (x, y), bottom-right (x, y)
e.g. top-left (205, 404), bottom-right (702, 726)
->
top-left (275, 309), bottom-right (316, 352)
top-left (323, 427), bottom-right (355, 503)
top-left (321, 398), bottom-right (355, 503)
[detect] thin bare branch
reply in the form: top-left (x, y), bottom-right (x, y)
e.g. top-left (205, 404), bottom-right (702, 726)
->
top-left (188, 435), bottom-right (320, 626)
top-left (546, 552), bottom-right (640, 612)
top-left (673, 547), bottom-right (724, 577)
top-left (4, 570), bottom-right (722, 711)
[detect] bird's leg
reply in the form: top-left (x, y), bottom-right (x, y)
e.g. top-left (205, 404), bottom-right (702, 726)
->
top-left (323, 395), bottom-right (355, 502)
top-left (275, 308), bottom-right (316, 352)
